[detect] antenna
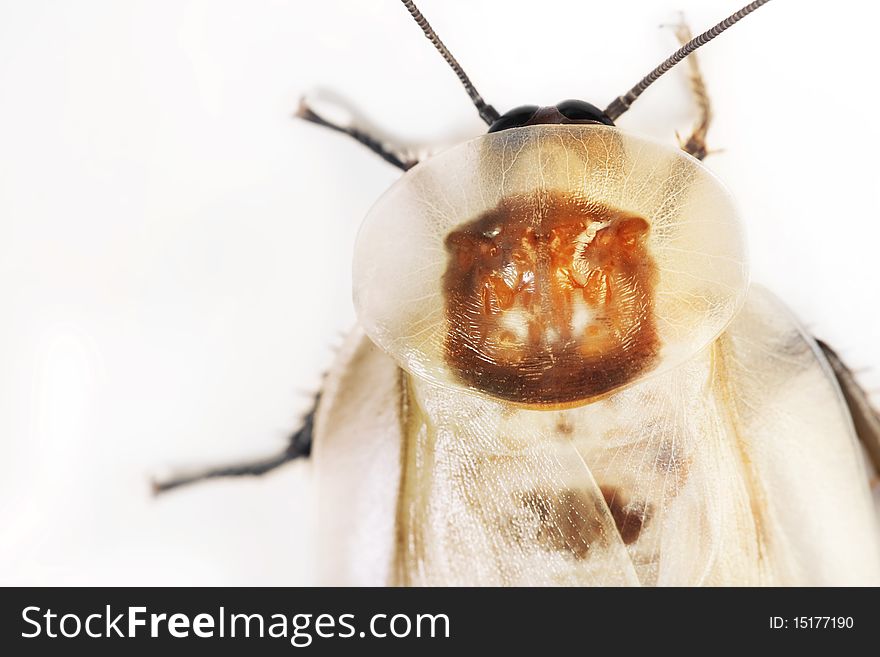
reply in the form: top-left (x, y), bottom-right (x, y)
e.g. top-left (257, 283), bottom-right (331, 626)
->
top-left (400, 0), bottom-right (500, 125)
top-left (605, 0), bottom-right (773, 121)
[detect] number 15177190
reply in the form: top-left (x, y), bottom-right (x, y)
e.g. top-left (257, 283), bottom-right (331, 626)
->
top-left (770, 617), bottom-right (854, 630)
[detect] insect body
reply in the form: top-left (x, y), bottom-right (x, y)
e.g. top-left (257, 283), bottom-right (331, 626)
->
top-left (157, 0), bottom-right (880, 586)
top-left (316, 123), bottom-right (880, 585)
top-left (311, 0), bottom-right (880, 586)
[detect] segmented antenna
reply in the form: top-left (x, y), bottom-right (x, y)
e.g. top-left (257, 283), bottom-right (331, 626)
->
top-left (605, 0), bottom-right (773, 121)
top-left (400, 0), bottom-right (500, 125)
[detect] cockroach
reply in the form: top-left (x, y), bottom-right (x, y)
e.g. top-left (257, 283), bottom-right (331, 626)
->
top-left (156, 0), bottom-right (880, 586)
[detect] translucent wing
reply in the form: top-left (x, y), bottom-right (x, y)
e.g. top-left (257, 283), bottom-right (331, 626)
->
top-left (708, 286), bottom-right (880, 584)
top-left (312, 330), bottom-right (639, 586)
top-left (397, 373), bottom-right (640, 586)
top-left (312, 328), bottom-right (404, 586)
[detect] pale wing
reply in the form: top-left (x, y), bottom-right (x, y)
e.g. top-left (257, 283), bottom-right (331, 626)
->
top-left (396, 374), bottom-right (640, 586)
top-left (817, 341), bottom-right (880, 482)
top-left (562, 339), bottom-right (763, 585)
top-left (313, 330), bottom-right (640, 586)
top-left (566, 286), bottom-right (880, 585)
top-left (712, 286), bottom-right (880, 585)
top-left (312, 328), bottom-right (404, 586)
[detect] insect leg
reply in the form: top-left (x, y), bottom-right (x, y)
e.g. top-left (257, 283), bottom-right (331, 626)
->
top-left (817, 340), bottom-right (880, 479)
top-left (667, 19), bottom-right (712, 161)
top-left (151, 399), bottom-right (317, 495)
top-left (296, 97), bottom-right (418, 171)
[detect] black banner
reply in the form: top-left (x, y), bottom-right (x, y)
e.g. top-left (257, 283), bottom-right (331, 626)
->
top-left (0, 587), bottom-right (874, 654)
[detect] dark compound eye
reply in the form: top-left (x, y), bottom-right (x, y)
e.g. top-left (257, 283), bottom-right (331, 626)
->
top-left (488, 101), bottom-right (614, 133)
top-left (487, 105), bottom-right (540, 133)
top-left (555, 99), bottom-right (614, 126)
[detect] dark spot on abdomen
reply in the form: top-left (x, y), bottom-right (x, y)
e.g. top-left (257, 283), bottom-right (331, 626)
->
top-left (521, 490), bottom-right (600, 560)
top-left (600, 485), bottom-right (651, 545)
top-left (520, 485), bottom-right (652, 558)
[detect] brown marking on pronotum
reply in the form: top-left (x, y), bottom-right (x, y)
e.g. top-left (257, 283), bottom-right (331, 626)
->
top-left (443, 190), bottom-right (659, 407)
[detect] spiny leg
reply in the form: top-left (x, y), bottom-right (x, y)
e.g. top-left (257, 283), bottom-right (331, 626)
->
top-left (296, 97), bottom-right (418, 171)
top-left (152, 398), bottom-right (318, 495)
top-left (668, 19), bottom-right (712, 161)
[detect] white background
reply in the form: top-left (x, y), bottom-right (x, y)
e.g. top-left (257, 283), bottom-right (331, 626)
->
top-left (0, 0), bottom-right (878, 585)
